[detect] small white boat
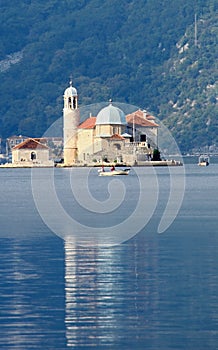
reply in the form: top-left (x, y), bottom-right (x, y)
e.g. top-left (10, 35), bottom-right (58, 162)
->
top-left (98, 168), bottom-right (130, 176)
top-left (198, 155), bottom-right (209, 166)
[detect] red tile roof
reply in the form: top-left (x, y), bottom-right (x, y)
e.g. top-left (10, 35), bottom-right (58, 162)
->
top-left (126, 110), bottom-right (159, 127)
top-left (78, 117), bottom-right (96, 129)
top-left (110, 134), bottom-right (125, 140)
top-left (146, 115), bottom-right (155, 120)
top-left (129, 109), bottom-right (155, 120)
top-left (33, 138), bottom-right (47, 144)
top-left (12, 138), bottom-right (49, 150)
top-left (77, 110), bottom-right (158, 130)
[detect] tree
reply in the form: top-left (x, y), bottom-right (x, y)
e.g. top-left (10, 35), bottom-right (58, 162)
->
top-left (152, 149), bottom-right (161, 161)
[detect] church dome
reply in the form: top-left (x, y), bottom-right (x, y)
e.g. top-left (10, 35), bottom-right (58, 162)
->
top-left (96, 102), bottom-right (127, 125)
top-left (64, 82), bottom-right (77, 97)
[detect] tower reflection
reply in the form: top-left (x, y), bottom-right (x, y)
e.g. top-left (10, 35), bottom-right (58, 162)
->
top-left (64, 239), bottom-right (126, 347)
top-left (64, 237), bottom-right (160, 348)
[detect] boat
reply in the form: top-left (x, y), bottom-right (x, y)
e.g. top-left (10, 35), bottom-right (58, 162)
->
top-left (98, 168), bottom-right (130, 176)
top-left (198, 154), bottom-right (209, 166)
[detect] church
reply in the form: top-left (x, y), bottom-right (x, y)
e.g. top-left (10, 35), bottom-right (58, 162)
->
top-left (63, 81), bottom-right (159, 166)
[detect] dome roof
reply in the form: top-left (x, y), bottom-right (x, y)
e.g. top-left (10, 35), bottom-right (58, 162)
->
top-left (64, 81), bottom-right (77, 97)
top-left (96, 103), bottom-right (127, 125)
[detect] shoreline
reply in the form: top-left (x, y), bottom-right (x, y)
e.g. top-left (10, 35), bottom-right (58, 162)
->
top-left (0, 159), bottom-right (183, 168)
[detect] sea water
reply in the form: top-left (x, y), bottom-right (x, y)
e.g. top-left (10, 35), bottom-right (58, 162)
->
top-left (0, 161), bottom-right (218, 349)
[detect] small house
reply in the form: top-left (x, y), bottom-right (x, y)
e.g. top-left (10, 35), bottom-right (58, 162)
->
top-left (12, 138), bottom-right (53, 167)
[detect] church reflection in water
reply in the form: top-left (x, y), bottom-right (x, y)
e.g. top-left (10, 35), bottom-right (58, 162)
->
top-left (64, 239), bottom-right (119, 347)
top-left (64, 237), bottom-right (160, 348)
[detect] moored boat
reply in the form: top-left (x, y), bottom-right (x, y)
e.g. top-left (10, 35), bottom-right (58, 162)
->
top-left (198, 155), bottom-right (209, 166)
top-left (98, 168), bottom-right (130, 176)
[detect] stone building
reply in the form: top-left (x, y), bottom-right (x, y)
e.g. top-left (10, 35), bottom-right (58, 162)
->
top-left (12, 138), bottom-right (54, 167)
top-left (63, 82), bottom-right (159, 166)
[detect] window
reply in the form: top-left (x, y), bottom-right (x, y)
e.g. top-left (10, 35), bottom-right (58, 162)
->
top-left (68, 97), bottom-right (72, 108)
top-left (114, 143), bottom-right (121, 150)
top-left (31, 152), bottom-right (36, 160)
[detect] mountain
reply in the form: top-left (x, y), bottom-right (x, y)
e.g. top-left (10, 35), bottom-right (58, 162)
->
top-left (0, 0), bottom-right (217, 153)
top-left (158, 11), bottom-right (218, 152)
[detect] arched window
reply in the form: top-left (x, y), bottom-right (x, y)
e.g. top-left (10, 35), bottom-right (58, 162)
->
top-left (68, 97), bottom-right (72, 108)
top-left (31, 152), bottom-right (36, 161)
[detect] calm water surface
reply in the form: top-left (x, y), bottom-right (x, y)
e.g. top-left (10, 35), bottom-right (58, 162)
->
top-left (0, 162), bottom-right (218, 349)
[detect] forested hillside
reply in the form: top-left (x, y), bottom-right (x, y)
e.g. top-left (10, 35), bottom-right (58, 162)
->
top-left (0, 0), bottom-right (217, 152)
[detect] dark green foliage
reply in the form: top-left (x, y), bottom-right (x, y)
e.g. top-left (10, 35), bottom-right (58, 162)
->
top-left (161, 10), bottom-right (218, 152)
top-left (152, 149), bottom-right (161, 161)
top-left (0, 0), bottom-right (217, 153)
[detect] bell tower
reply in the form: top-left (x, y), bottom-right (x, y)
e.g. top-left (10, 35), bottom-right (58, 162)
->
top-left (63, 80), bottom-right (80, 166)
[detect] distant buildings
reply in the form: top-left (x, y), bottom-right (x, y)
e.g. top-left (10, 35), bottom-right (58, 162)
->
top-left (6, 135), bottom-right (28, 157)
